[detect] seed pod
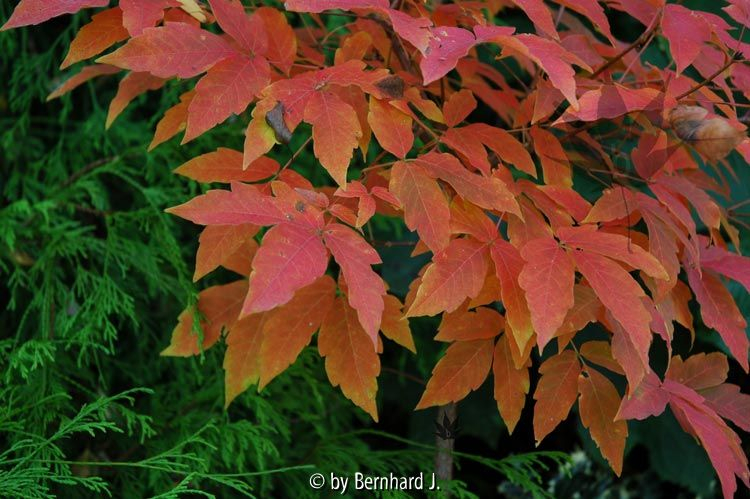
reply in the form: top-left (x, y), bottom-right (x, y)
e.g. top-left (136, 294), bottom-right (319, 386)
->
top-left (668, 105), bottom-right (745, 163)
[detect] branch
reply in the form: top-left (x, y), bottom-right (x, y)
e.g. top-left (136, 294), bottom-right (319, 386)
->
top-left (589, 10), bottom-right (663, 79)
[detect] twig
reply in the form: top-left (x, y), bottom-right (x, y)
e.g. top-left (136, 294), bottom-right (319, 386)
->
top-left (589, 10), bottom-right (663, 79)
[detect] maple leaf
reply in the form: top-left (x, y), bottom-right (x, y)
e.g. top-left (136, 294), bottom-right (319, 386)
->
top-left (149, 90), bottom-right (194, 150)
top-left (380, 294), bottom-right (416, 352)
top-left (490, 239), bottom-right (535, 358)
top-left (323, 223), bottom-right (385, 345)
top-left (493, 334), bottom-right (530, 433)
top-left (60, 7), bottom-right (128, 69)
top-left (319, 296), bottom-right (381, 420)
top-left (518, 237), bottom-right (575, 351)
top-left (573, 251), bottom-right (652, 387)
top-left (443, 89), bottom-right (477, 128)
top-left (193, 224), bottom-right (258, 281)
top-left (578, 368), bottom-right (629, 476)
top-left (184, 54), bottom-right (271, 142)
top-left (414, 152), bottom-right (521, 215)
top-left (162, 280), bottom-right (246, 357)
top-left (255, 6), bottom-right (296, 74)
top-left (107, 72), bottom-right (165, 128)
top-left (436, 305), bottom-right (504, 341)
top-left (257, 275), bottom-right (336, 389)
top-left (367, 97), bottom-right (414, 158)
top-left (120, 0), bottom-right (170, 36)
top-left (389, 160), bottom-right (451, 253)
top-left (406, 237), bottom-right (489, 318)
top-left (208, 0), bottom-right (267, 55)
top-left (97, 23), bottom-right (237, 79)
top-left (533, 350), bottom-right (581, 444)
top-left (2, 0), bottom-right (108, 30)
top-left (224, 312), bottom-right (268, 406)
top-left (173, 148), bottom-right (279, 183)
top-left (243, 223), bottom-right (329, 316)
top-left (416, 338), bottom-right (495, 409)
top-left (686, 267), bottom-right (749, 372)
top-left (46, 64), bottom-right (120, 101)
top-left (662, 4), bottom-right (713, 74)
top-left (510, 0), bottom-right (559, 40)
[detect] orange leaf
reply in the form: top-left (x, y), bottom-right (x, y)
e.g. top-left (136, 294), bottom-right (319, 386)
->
top-left (224, 312), bottom-right (268, 406)
top-left (173, 148), bottom-right (278, 183)
top-left (319, 297), bottom-right (380, 420)
top-left (437, 305), bottom-right (503, 341)
top-left (533, 350), bottom-right (581, 444)
top-left (107, 71), bottom-right (165, 128)
top-left (2, 0), bottom-right (108, 30)
top-left (443, 89), bottom-right (477, 127)
top-left (255, 6), bottom-right (297, 74)
top-left (258, 276), bottom-right (336, 389)
top-left (149, 90), bottom-right (194, 150)
top-left (194, 224), bottom-right (258, 281)
top-left (162, 280), bottom-right (246, 357)
top-left (304, 90), bottom-right (362, 186)
top-left (47, 64), bottom-right (120, 101)
top-left (389, 161), bottom-right (451, 253)
top-left (416, 339), bottom-right (494, 409)
top-left (493, 334), bottom-right (530, 433)
top-left (578, 369), bottom-right (629, 475)
top-left (380, 294), bottom-right (415, 352)
top-left (61, 7), bottom-right (128, 69)
top-left (367, 97), bottom-right (413, 158)
top-left (406, 238), bottom-right (489, 317)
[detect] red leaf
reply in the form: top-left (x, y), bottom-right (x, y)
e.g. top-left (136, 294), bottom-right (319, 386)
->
top-left (258, 275), bottom-right (336, 389)
top-left (389, 160), bottom-right (451, 253)
top-left (2, 0), bottom-right (108, 30)
top-left (284, 0), bottom-right (389, 11)
top-left (173, 148), bottom-right (278, 183)
top-left (184, 54), bottom-right (270, 142)
top-left (700, 243), bottom-right (750, 293)
top-left (616, 371), bottom-right (669, 420)
top-left (493, 334), bottom-right (530, 433)
top-left (557, 225), bottom-right (668, 280)
top-left (255, 6), bottom-right (296, 74)
top-left (578, 369), bottom-right (629, 475)
top-left (701, 384), bottom-right (750, 432)
top-left (367, 97), bottom-right (413, 158)
top-left (243, 223), bottom-right (328, 315)
top-left (573, 251), bottom-right (652, 386)
top-left (323, 223), bottom-right (385, 345)
top-left (416, 338), bottom-right (494, 409)
top-left (533, 350), bottom-right (581, 444)
top-left (319, 296), bottom-right (381, 421)
top-left (530, 126), bottom-right (572, 187)
top-left (208, 0), bottom-right (267, 55)
top-left (406, 238), bottom-right (489, 317)
top-left (120, 0), bottom-right (170, 36)
top-left (557, 86), bottom-right (666, 123)
top-left (97, 23), bottom-right (237, 79)
top-left (60, 7), bottom-right (128, 69)
top-left (509, 0), bottom-right (559, 39)
top-left (415, 151), bottom-right (521, 215)
top-left (518, 237), bottom-right (575, 350)
top-left (662, 4), bottom-right (712, 74)
top-left (665, 380), bottom-right (750, 499)
top-left (166, 182), bottom-right (291, 226)
top-left (687, 268), bottom-right (749, 372)
top-left (194, 224), bottom-right (258, 281)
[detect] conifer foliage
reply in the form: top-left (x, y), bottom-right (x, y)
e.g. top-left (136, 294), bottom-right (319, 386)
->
top-left (5, 0), bottom-right (750, 495)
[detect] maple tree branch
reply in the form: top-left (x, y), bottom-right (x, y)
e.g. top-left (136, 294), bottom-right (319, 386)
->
top-left (589, 10), bottom-right (663, 80)
top-left (676, 56), bottom-right (743, 101)
top-left (277, 136), bottom-right (313, 177)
